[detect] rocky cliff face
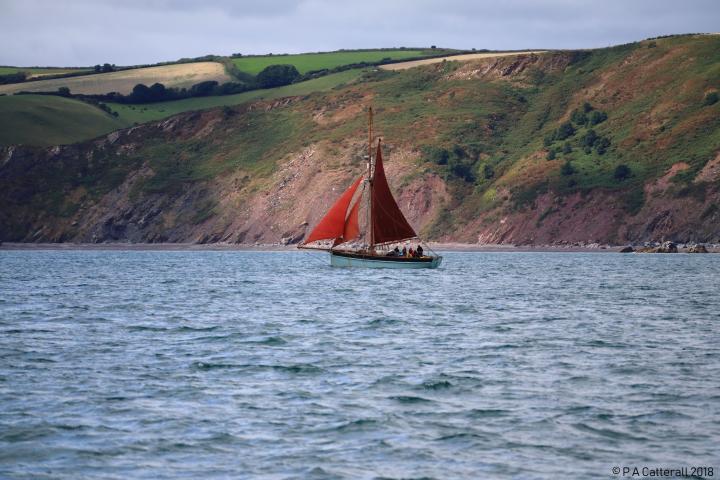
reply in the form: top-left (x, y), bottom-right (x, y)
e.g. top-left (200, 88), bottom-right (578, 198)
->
top-left (1, 36), bottom-right (719, 245)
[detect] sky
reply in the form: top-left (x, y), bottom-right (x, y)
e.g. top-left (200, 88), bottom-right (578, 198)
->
top-left (1, 0), bottom-right (718, 67)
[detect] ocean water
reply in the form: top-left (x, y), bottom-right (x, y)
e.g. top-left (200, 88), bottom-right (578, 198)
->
top-left (1, 250), bottom-right (719, 479)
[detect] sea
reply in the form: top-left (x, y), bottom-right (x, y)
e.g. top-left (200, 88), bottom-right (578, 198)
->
top-left (1, 250), bottom-right (719, 479)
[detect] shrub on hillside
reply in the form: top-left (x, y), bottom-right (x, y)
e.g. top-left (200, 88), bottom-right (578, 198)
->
top-left (571, 109), bottom-right (588, 126)
top-left (560, 160), bottom-right (575, 176)
top-left (581, 129), bottom-right (599, 148)
top-left (543, 133), bottom-right (555, 147)
top-left (704, 91), bottom-right (718, 106)
top-left (546, 149), bottom-right (556, 160)
top-left (614, 164), bottom-right (632, 181)
top-left (589, 110), bottom-right (608, 125)
top-left (256, 64), bottom-right (300, 88)
top-left (483, 164), bottom-right (495, 179)
top-left (423, 146), bottom-right (449, 165)
top-left (556, 121), bottom-right (576, 140)
top-left (562, 142), bottom-right (572, 154)
top-left (595, 137), bottom-right (611, 155)
top-left (448, 157), bottom-right (475, 182)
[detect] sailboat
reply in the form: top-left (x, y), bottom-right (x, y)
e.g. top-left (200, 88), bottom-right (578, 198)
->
top-left (299, 108), bottom-right (442, 269)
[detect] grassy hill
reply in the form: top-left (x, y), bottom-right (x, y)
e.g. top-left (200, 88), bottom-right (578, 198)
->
top-left (0, 69), bottom-right (364, 146)
top-left (1, 35), bottom-right (718, 245)
top-left (231, 49), bottom-right (440, 75)
top-left (0, 95), bottom-right (128, 147)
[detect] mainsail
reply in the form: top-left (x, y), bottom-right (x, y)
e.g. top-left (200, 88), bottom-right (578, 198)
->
top-left (302, 108), bottom-right (418, 250)
top-left (302, 174), bottom-right (364, 245)
top-left (371, 141), bottom-right (417, 244)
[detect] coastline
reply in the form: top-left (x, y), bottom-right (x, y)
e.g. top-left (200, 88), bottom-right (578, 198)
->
top-left (2, 242), bottom-right (718, 253)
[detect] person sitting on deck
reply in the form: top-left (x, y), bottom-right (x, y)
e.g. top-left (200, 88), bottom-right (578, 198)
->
top-left (393, 246), bottom-right (401, 256)
top-left (416, 245), bottom-right (424, 257)
top-left (402, 246), bottom-right (407, 257)
top-left (408, 247), bottom-right (415, 257)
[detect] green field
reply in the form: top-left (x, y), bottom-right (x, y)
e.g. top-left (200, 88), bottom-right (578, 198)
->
top-left (0, 95), bottom-right (129, 146)
top-left (0, 67), bottom-right (90, 77)
top-left (231, 49), bottom-right (434, 75)
top-left (0, 69), bottom-right (364, 146)
top-left (107, 69), bottom-right (364, 124)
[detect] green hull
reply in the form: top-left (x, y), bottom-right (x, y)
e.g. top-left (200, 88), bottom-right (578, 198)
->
top-left (330, 251), bottom-right (442, 269)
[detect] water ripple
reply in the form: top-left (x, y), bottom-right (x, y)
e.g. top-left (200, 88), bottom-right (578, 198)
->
top-left (1, 250), bottom-right (719, 478)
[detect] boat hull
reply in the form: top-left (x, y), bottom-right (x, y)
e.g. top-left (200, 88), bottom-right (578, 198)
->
top-left (330, 251), bottom-right (442, 269)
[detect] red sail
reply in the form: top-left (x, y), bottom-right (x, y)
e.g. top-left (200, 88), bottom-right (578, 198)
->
top-left (303, 174), bottom-right (364, 244)
top-left (371, 141), bottom-right (417, 244)
top-left (341, 198), bottom-right (361, 243)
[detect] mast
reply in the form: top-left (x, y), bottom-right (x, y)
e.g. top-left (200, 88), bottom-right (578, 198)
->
top-left (367, 107), bottom-right (374, 250)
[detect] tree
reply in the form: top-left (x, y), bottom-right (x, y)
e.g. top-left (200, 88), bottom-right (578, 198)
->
top-left (149, 82), bottom-right (166, 99)
top-left (583, 102), bottom-right (593, 113)
top-left (561, 160), bottom-right (576, 176)
top-left (189, 80), bottom-right (218, 97)
top-left (0, 72), bottom-right (27, 85)
top-left (101, 63), bottom-right (114, 73)
top-left (546, 149), bottom-right (556, 160)
top-left (130, 83), bottom-right (152, 102)
top-left (704, 91), bottom-right (718, 106)
top-left (217, 82), bottom-right (250, 95)
top-left (256, 64), bottom-right (300, 88)
top-left (57, 86), bottom-right (71, 96)
top-left (614, 164), bottom-right (631, 181)
top-left (562, 142), bottom-right (573, 154)
top-left (94, 65), bottom-right (101, 73)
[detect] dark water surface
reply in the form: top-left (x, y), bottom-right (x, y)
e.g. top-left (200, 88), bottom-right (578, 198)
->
top-left (1, 251), bottom-right (719, 479)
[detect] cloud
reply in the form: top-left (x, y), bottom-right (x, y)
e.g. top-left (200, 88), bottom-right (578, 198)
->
top-left (0, 0), bottom-right (717, 66)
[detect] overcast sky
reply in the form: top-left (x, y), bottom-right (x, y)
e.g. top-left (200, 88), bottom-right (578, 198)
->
top-left (1, 0), bottom-right (718, 67)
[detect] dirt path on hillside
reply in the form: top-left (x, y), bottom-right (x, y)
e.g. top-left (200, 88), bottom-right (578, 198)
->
top-left (380, 51), bottom-right (546, 70)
